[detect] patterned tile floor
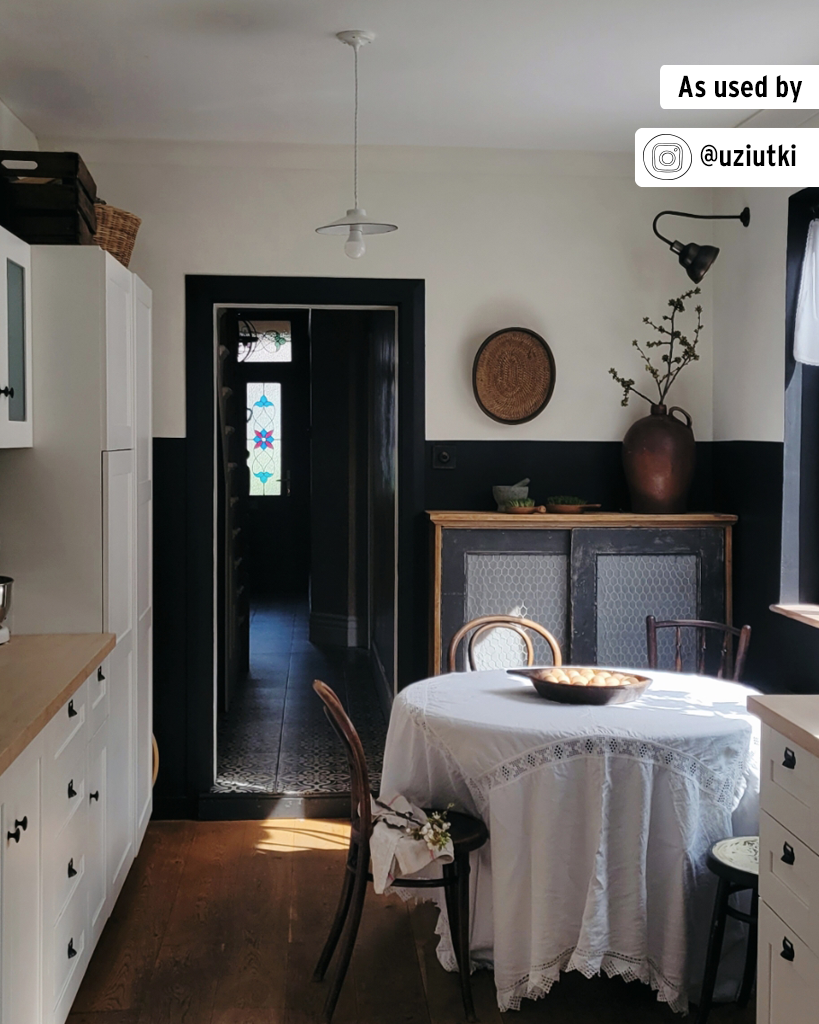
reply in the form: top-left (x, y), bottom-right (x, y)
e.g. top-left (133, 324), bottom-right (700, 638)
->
top-left (213, 597), bottom-right (388, 795)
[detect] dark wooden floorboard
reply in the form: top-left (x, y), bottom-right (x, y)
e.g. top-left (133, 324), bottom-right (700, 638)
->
top-left (71, 821), bottom-right (195, 1014)
top-left (70, 821), bottom-right (755, 1024)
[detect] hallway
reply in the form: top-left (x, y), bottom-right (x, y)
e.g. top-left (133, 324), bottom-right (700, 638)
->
top-left (214, 598), bottom-right (388, 795)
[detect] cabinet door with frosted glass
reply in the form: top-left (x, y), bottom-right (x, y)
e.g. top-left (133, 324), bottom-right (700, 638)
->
top-left (0, 225), bottom-right (32, 448)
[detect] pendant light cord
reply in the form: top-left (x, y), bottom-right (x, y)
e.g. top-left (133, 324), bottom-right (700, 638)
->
top-left (353, 42), bottom-right (359, 210)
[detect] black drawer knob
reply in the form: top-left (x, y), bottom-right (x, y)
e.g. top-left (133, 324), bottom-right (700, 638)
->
top-left (782, 842), bottom-right (796, 866)
top-left (67, 939), bottom-right (77, 959)
top-left (781, 937), bottom-right (795, 962)
top-left (15, 816), bottom-right (27, 833)
top-left (97, 666), bottom-right (106, 682)
top-left (0, 386), bottom-right (15, 399)
top-left (89, 790), bottom-right (100, 802)
top-left (68, 699), bottom-right (78, 719)
top-left (783, 748), bottom-right (796, 770)
top-left (67, 779), bottom-right (77, 799)
top-left (67, 858), bottom-right (77, 878)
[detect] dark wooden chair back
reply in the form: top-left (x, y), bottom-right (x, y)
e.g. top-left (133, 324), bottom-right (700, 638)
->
top-left (447, 614), bottom-right (562, 673)
top-left (645, 617), bottom-right (752, 681)
top-left (312, 679), bottom-right (372, 840)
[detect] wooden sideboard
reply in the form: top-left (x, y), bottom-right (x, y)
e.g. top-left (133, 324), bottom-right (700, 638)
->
top-left (428, 512), bottom-right (737, 674)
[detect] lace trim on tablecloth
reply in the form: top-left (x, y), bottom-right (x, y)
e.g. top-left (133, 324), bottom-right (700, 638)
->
top-left (429, 911), bottom-right (687, 1013)
top-left (475, 734), bottom-right (745, 808)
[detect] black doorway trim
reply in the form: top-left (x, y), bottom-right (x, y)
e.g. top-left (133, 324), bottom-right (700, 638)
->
top-left (184, 276), bottom-right (425, 796)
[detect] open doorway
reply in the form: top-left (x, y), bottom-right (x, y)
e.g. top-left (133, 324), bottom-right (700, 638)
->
top-left (213, 304), bottom-right (398, 800)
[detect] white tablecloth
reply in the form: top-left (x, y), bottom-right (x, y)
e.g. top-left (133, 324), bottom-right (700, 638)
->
top-left (379, 669), bottom-right (761, 1013)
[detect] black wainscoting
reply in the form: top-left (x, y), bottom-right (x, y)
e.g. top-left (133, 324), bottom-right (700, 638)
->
top-left (152, 437), bottom-right (195, 817)
top-left (424, 439), bottom-right (715, 513)
top-left (714, 440), bottom-right (819, 694)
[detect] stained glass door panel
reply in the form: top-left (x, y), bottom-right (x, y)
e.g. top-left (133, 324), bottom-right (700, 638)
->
top-left (247, 381), bottom-right (282, 495)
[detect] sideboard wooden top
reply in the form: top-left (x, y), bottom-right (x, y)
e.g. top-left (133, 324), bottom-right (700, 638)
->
top-left (0, 633), bottom-right (115, 776)
top-left (427, 511), bottom-right (737, 529)
top-left (747, 694), bottom-right (819, 761)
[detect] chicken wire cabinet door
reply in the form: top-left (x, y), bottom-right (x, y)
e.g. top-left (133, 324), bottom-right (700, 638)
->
top-left (570, 528), bottom-right (726, 667)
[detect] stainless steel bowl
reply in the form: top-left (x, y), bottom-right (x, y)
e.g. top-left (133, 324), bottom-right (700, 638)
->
top-left (0, 577), bottom-right (13, 627)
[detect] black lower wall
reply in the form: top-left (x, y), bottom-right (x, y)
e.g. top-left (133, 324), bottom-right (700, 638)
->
top-left (152, 434), bottom-right (818, 817)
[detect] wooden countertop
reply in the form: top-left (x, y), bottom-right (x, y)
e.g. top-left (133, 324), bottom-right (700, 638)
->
top-left (427, 511), bottom-right (737, 529)
top-left (0, 633), bottom-right (115, 776)
top-left (748, 694), bottom-right (819, 760)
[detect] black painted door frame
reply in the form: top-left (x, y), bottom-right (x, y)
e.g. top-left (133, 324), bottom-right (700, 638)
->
top-left (184, 276), bottom-right (425, 795)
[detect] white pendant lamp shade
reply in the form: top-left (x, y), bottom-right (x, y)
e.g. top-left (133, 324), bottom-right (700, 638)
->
top-left (315, 31), bottom-right (397, 258)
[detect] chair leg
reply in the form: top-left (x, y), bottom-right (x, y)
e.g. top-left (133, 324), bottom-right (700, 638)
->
top-left (444, 855), bottom-right (478, 1023)
top-left (314, 849), bottom-right (357, 982)
top-left (322, 853), bottom-right (369, 1024)
top-left (696, 878), bottom-right (731, 1024)
top-left (737, 889), bottom-right (759, 1009)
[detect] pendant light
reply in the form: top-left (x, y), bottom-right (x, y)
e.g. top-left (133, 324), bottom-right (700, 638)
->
top-left (316, 30), bottom-right (397, 258)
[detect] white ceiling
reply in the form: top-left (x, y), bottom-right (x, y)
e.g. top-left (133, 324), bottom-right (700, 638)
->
top-left (2, 0), bottom-right (819, 150)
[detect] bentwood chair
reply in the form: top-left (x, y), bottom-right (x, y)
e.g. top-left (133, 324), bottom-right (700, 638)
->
top-left (447, 614), bottom-right (563, 673)
top-left (645, 617), bottom-right (752, 681)
top-left (312, 680), bottom-right (488, 1023)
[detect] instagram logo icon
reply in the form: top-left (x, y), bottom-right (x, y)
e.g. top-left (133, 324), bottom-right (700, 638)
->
top-left (643, 134), bottom-right (692, 179)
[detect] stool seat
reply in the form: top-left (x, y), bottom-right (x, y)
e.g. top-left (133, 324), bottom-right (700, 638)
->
top-left (707, 836), bottom-right (759, 883)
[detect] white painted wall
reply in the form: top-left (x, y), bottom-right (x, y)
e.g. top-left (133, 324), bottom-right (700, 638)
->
top-left (42, 139), bottom-right (715, 441)
top-left (0, 100), bottom-right (37, 150)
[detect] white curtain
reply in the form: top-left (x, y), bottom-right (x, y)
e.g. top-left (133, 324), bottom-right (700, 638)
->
top-left (794, 218), bottom-right (819, 365)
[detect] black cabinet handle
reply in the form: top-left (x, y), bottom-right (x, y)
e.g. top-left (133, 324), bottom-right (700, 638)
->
top-left (97, 666), bottom-right (105, 682)
top-left (782, 842), bottom-right (796, 866)
top-left (67, 858), bottom-right (77, 878)
top-left (0, 386), bottom-right (14, 399)
top-left (67, 939), bottom-right (77, 960)
top-left (781, 937), bottom-right (795, 961)
top-left (67, 779), bottom-right (77, 799)
top-left (7, 815), bottom-right (28, 843)
top-left (68, 699), bottom-right (78, 719)
top-left (15, 816), bottom-right (27, 832)
top-left (89, 790), bottom-right (100, 802)
top-left (783, 748), bottom-right (796, 770)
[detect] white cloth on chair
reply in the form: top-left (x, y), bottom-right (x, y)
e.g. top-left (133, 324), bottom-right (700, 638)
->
top-left (370, 794), bottom-right (454, 894)
top-left (794, 218), bottom-right (819, 365)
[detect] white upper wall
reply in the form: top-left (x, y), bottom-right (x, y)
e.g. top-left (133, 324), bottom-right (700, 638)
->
top-left (42, 138), bottom-right (716, 441)
top-left (0, 99), bottom-right (37, 150)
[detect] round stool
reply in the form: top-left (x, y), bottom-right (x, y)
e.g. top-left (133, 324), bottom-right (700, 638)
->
top-left (696, 836), bottom-right (759, 1024)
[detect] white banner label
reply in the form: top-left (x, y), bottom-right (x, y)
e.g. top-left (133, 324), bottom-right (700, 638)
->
top-left (660, 65), bottom-right (819, 108)
top-left (636, 128), bottom-right (819, 186)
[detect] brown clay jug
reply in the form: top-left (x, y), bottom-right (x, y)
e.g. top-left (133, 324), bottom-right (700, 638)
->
top-left (622, 404), bottom-right (695, 513)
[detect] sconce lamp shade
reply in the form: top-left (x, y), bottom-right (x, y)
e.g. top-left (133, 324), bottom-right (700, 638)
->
top-left (315, 207), bottom-right (397, 236)
top-left (674, 241), bottom-right (720, 283)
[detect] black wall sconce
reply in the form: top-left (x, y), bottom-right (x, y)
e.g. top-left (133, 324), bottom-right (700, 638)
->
top-left (652, 207), bottom-right (751, 283)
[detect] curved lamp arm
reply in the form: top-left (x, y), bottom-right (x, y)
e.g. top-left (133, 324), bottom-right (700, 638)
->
top-left (653, 207), bottom-right (751, 249)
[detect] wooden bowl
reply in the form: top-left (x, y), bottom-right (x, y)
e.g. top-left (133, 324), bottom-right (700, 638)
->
top-left (503, 505), bottom-right (546, 514)
top-left (507, 666), bottom-right (652, 705)
top-left (546, 503), bottom-right (601, 514)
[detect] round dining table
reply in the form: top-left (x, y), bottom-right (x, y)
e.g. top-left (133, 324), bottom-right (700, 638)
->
top-left (379, 667), bottom-right (761, 1013)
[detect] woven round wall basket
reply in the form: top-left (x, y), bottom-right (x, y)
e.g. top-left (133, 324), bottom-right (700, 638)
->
top-left (472, 327), bottom-right (556, 424)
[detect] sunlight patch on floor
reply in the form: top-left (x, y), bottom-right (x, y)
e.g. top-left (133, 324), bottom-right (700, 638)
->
top-left (254, 818), bottom-right (351, 853)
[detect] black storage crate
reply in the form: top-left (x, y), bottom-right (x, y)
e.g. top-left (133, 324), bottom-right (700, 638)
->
top-left (0, 150), bottom-right (97, 244)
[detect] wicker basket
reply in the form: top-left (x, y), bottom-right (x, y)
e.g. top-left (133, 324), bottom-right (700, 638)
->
top-left (93, 201), bottom-right (141, 267)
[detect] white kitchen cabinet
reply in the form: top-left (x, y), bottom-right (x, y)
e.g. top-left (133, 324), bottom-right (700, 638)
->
top-left (133, 276), bottom-right (152, 844)
top-left (0, 225), bottom-right (33, 448)
top-left (0, 739), bottom-right (42, 1024)
top-left (86, 721), bottom-right (108, 947)
top-left (104, 257), bottom-right (133, 451)
top-left (106, 635), bottom-right (134, 904)
top-left (756, 722), bottom-right (819, 1024)
top-left (103, 449), bottom-right (135, 642)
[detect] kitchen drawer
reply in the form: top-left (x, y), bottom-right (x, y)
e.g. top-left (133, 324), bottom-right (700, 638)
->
top-left (48, 881), bottom-right (87, 1021)
top-left (43, 680), bottom-right (87, 761)
top-left (43, 793), bottom-right (87, 928)
top-left (43, 733), bottom-right (86, 839)
top-left (760, 810), bottom-right (819, 951)
top-left (757, 899), bottom-right (819, 1024)
top-left (88, 658), bottom-right (110, 737)
top-left (760, 724), bottom-right (819, 853)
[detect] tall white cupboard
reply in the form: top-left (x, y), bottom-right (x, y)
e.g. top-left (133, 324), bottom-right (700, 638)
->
top-left (0, 240), bottom-right (152, 1024)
